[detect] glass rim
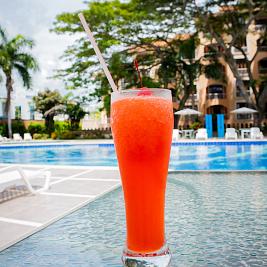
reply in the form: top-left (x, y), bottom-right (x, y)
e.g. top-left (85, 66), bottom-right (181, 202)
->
top-left (111, 88), bottom-right (171, 95)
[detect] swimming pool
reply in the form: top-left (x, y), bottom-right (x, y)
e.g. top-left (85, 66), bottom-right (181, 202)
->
top-left (0, 172), bottom-right (266, 266)
top-left (0, 142), bottom-right (266, 170)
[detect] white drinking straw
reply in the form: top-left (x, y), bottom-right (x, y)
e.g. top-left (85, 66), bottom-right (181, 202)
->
top-left (78, 13), bottom-right (118, 92)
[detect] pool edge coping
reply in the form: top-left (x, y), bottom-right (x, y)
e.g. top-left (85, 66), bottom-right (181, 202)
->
top-left (0, 138), bottom-right (267, 149)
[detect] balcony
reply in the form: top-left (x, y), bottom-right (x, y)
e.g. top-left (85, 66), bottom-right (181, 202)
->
top-left (255, 24), bottom-right (266, 31)
top-left (204, 51), bottom-right (217, 58)
top-left (206, 93), bottom-right (226, 99)
top-left (236, 90), bottom-right (251, 98)
top-left (237, 114), bottom-right (252, 120)
top-left (232, 46), bottom-right (247, 54)
top-left (186, 94), bottom-right (198, 103)
top-left (258, 46), bottom-right (267, 52)
top-left (232, 47), bottom-right (248, 59)
top-left (237, 68), bottom-right (249, 80)
top-left (259, 67), bottom-right (267, 74)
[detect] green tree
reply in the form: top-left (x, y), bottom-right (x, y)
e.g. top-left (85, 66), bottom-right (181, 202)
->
top-left (33, 89), bottom-right (63, 134)
top-left (65, 101), bottom-right (86, 130)
top-left (189, 0), bottom-right (267, 123)
top-left (52, 0), bottom-right (196, 113)
top-left (90, 52), bottom-right (160, 114)
top-left (53, 0), bottom-right (250, 117)
top-left (0, 27), bottom-right (38, 137)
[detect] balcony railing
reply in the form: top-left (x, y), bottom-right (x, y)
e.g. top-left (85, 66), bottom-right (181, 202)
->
top-left (238, 68), bottom-right (249, 78)
top-left (206, 93), bottom-right (226, 99)
top-left (237, 114), bottom-right (252, 120)
top-left (236, 91), bottom-right (250, 97)
top-left (232, 46), bottom-right (247, 54)
top-left (255, 24), bottom-right (266, 31)
top-left (204, 51), bottom-right (217, 58)
top-left (258, 46), bottom-right (267, 51)
top-left (259, 67), bottom-right (267, 74)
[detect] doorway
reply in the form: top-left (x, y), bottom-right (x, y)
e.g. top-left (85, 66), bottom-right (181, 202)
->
top-left (207, 105), bottom-right (227, 136)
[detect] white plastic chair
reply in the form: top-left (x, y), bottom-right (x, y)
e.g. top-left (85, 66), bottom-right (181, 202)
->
top-left (195, 128), bottom-right (208, 139)
top-left (225, 128), bottom-right (238, 139)
top-left (250, 127), bottom-right (264, 139)
top-left (0, 135), bottom-right (9, 142)
top-left (13, 133), bottom-right (22, 141)
top-left (172, 129), bottom-right (182, 141)
top-left (24, 133), bottom-right (32, 141)
top-left (0, 166), bottom-right (51, 195)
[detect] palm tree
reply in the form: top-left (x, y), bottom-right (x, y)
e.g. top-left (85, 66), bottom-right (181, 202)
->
top-left (0, 26), bottom-right (38, 137)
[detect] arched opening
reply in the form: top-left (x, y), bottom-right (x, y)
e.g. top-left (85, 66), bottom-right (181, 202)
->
top-left (207, 105), bottom-right (227, 134)
top-left (207, 105), bottom-right (227, 115)
top-left (206, 85), bottom-right (226, 99)
top-left (258, 58), bottom-right (267, 74)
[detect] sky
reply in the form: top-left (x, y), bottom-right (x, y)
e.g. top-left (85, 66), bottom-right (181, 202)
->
top-left (0, 0), bottom-right (86, 96)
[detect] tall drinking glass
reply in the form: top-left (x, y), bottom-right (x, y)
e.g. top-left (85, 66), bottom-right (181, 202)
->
top-left (111, 89), bottom-right (173, 266)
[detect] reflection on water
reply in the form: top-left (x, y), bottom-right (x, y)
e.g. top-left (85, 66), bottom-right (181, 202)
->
top-left (0, 144), bottom-right (266, 170)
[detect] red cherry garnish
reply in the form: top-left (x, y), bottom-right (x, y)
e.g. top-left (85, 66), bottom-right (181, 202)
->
top-left (137, 87), bottom-right (152, 96)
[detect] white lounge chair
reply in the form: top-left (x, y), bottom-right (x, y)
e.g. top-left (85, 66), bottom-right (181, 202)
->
top-left (225, 128), bottom-right (238, 139)
top-left (13, 133), bottom-right (22, 141)
top-left (24, 133), bottom-right (32, 141)
top-left (0, 135), bottom-right (9, 142)
top-left (195, 128), bottom-right (208, 139)
top-left (250, 127), bottom-right (264, 139)
top-left (172, 129), bottom-right (182, 141)
top-left (0, 166), bottom-right (51, 195)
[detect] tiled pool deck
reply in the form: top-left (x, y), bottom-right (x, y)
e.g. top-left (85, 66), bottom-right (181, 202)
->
top-left (0, 164), bottom-right (121, 251)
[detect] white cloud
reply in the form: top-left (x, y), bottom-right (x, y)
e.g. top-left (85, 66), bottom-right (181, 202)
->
top-left (0, 0), bottom-right (86, 95)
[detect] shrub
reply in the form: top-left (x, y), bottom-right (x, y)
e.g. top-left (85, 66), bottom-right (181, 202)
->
top-left (0, 124), bottom-right (7, 136)
top-left (55, 128), bottom-right (112, 140)
top-left (54, 121), bottom-right (70, 135)
top-left (51, 132), bottom-right (57, 140)
top-left (12, 120), bottom-right (26, 136)
top-left (28, 123), bottom-right (46, 135)
top-left (33, 133), bottom-right (49, 140)
top-left (58, 131), bottom-right (77, 140)
top-left (189, 122), bottom-right (202, 130)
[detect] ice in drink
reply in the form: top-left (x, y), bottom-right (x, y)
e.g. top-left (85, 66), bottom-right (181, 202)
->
top-left (111, 89), bottom-right (173, 254)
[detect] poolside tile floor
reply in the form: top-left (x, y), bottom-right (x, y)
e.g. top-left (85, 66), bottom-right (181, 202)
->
top-left (0, 165), bottom-right (121, 251)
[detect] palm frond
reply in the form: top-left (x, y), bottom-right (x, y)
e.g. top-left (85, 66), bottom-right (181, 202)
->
top-left (14, 53), bottom-right (39, 71)
top-left (0, 26), bottom-right (7, 44)
top-left (14, 63), bottom-right (32, 88)
top-left (8, 35), bottom-right (35, 52)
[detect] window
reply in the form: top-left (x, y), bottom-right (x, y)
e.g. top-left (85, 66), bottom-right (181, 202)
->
top-left (257, 39), bottom-right (267, 51)
top-left (206, 85), bottom-right (226, 99)
top-left (258, 58), bottom-right (267, 74)
top-left (236, 81), bottom-right (250, 97)
top-left (0, 102), bottom-right (6, 119)
top-left (255, 18), bottom-right (267, 27)
top-left (184, 105), bottom-right (193, 109)
top-left (15, 106), bottom-right (21, 120)
top-left (204, 44), bottom-right (224, 57)
top-left (29, 104), bottom-right (35, 120)
top-left (236, 59), bottom-right (246, 69)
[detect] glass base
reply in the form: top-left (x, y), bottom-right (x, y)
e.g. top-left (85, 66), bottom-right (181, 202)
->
top-left (122, 244), bottom-right (171, 267)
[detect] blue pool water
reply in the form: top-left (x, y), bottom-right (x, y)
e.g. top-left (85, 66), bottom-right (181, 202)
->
top-left (0, 172), bottom-right (266, 266)
top-left (0, 142), bottom-right (266, 170)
